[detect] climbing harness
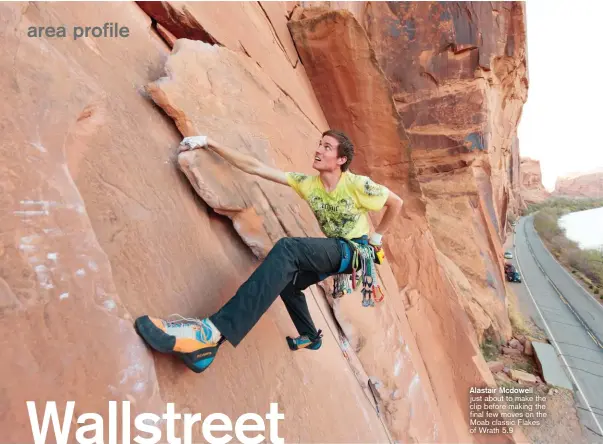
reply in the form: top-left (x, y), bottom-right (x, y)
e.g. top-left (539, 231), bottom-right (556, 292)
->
top-left (332, 237), bottom-right (385, 307)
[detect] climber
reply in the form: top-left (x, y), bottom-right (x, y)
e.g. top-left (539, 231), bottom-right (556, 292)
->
top-left (134, 130), bottom-right (404, 373)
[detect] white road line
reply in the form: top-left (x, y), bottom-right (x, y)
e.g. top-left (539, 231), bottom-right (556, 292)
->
top-left (514, 219), bottom-right (603, 437)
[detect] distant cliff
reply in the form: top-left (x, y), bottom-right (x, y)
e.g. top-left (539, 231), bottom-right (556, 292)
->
top-left (520, 157), bottom-right (550, 205)
top-left (554, 170), bottom-right (603, 198)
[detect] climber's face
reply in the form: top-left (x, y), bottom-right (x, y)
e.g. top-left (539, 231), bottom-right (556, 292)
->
top-left (313, 135), bottom-right (347, 172)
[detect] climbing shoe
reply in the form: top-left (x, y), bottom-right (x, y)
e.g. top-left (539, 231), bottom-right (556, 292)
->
top-left (286, 330), bottom-right (323, 351)
top-left (134, 314), bottom-right (225, 373)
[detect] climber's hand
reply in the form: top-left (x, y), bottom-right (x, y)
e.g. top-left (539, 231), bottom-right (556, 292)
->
top-left (369, 232), bottom-right (385, 265)
top-left (178, 135), bottom-right (209, 153)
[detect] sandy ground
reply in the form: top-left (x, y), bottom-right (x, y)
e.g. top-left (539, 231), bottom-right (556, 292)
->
top-left (521, 385), bottom-right (591, 444)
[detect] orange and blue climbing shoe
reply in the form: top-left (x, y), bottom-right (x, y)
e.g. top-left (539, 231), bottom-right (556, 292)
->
top-left (286, 329), bottom-right (323, 351)
top-left (134, 314), bottom-right (225, 373)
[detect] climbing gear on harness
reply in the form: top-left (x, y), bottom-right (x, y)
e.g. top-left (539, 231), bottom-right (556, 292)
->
top-left (134, 314), bottom-right (226, 373)
top-left (371, 243), bottom-right (385, 265)
top-left (369, 232), bottom-right (385, 264)
top-left (332, 236), bottom-right (385, 307)
top-left (287, 329), bottom-right (323, 350)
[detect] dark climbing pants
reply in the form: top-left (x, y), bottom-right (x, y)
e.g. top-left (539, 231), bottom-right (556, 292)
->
top-left (210, 237), bottom-right (349, 347)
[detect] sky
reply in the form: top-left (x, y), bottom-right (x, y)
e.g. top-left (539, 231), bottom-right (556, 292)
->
top-left (517, 0), bottom-right (603, 191)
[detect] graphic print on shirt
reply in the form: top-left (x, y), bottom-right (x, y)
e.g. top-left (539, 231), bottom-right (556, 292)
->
top-left (306, 193), bottom-right (358, 238)
top-left (364, 178), bottom-right (385, 197)
top-left (287, 172), bottom-right (309, 185)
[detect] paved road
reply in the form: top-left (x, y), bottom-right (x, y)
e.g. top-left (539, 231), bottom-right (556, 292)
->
top-left (511, 215), bottom-right (603, 442)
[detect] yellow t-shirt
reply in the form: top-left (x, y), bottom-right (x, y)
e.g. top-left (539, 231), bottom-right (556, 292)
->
top-left (285, 171), bottom-right (390, 240)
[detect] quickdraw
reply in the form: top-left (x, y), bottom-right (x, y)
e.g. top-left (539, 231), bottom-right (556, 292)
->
top-left (332, 240), bottom-right (385, 307)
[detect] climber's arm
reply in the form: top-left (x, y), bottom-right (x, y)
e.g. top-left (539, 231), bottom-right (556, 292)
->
top-left (367, 191), bottom-right (403, 264)
top-left (179, 136), bottom-right (289, 186)
top-left (355, 176), bottom-right (403, 243)
top-left (207, 138), bottom-right (289, 185)
top-left (374, 191), bottom-right (403, 236)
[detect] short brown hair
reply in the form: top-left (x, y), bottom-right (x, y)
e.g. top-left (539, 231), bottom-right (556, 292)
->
top-left (322, 129), bottom-right (354, 171)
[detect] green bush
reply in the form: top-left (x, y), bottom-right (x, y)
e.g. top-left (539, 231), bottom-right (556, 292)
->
top-left (526, 197), bottom-right (603, 215)
top-left (512, 361), bottom-right (535, 374)
top-left (480, 338), bottom-right (499, 362)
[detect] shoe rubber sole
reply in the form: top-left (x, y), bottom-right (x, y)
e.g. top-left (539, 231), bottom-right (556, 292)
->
top-left (134, 315), bottom-right (176, 353)
top-left (134, 315), bottom-right (219, 374)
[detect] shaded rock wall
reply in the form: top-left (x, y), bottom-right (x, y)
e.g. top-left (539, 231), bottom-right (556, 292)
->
top-left (371, 1), bottom-right (527, 339)
top-left (288, 7), bottom-right (526, 444)
top-left (294, 0), bottom-right (529, 345)
top-left (509, 136), bottom-right (523, 213)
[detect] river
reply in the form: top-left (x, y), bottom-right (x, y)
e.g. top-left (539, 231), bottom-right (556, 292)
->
top-left (558, 206), bottom-right (603, 250)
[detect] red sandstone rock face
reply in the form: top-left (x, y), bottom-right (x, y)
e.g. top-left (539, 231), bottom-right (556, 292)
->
top-left (1, 4), bottom-right (171, 441)
top-left (288, 9), bottom-right (519, 444)
top-left (289, 5), bottom-right (528, 443)
top-left (363, 1), bottom-right (526, 338)
top-left (148, 37), bottom-right (440, 444)
top-left (509, 136), bottom-right (523, 214)
top-left (520, 157), bottom-right (550, 205)
top-left (294, 2), bottom-right (527, 343)
top-left (136, 1), bottom-right (326, 130)
top-left (146, 38), bottom-right (327, 258)
top-left (1, 2), bottom-right (530, 443)
top-left (554, 171), bottom-right (603, 199)
top-left (0, 3), bottom-right (390, 442)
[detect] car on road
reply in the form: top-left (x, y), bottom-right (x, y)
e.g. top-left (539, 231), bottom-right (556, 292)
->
top-left (504, 263), bottom-right (522, 283)
top-left (504, 251), bottom-right (513, 259)
top-left (509, 270), bottom-right (522, 283)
